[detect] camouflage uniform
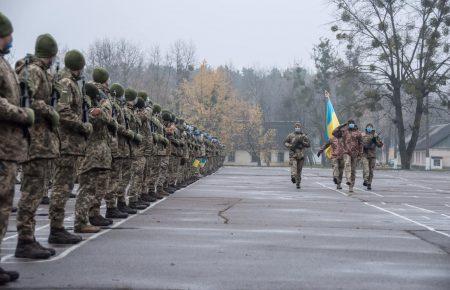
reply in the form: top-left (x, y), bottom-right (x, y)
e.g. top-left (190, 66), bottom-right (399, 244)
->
top-left (362, 131), bottom-right (383, 186)
top-left (16, 55), bottom-right (60, 241)
top-left (74, 97), bottom-right (112, 229)
top-left (333, 124), bottom-right (363, 190)
top-left (284, 131), bottom-right (311, 187)
top-left (127, 106), bottom-right (146, 204)
top-left (0, 52), bottom-right (30, 255)
top-left (106, 96), bottom-right (133, 209)
top-left (156, 120), bottom-right (170, 193)
top-left (117, 105), bottom-right (136, 203)
top-left (49, 68), bottom-right (90, 229)
top-left (147, 115), bottom-right (163, 195)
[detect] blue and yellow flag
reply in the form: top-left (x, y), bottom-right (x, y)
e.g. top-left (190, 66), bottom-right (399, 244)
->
top-left (325, 96), bottom-right (340, 158)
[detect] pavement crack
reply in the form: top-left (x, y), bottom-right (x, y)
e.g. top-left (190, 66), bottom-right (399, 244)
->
top-left (218, 199), bottom-right (242, 224)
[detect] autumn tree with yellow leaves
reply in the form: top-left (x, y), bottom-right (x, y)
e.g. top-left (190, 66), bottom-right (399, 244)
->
top-left (180, 61), bottom-right (276, 164)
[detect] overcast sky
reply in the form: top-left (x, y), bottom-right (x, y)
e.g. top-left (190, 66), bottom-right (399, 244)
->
top-left (1, 0), bottom-right (335, 70)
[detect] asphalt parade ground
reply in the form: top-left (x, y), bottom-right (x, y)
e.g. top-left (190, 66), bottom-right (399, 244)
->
top-left (1, 166), bottom-right (450, 289)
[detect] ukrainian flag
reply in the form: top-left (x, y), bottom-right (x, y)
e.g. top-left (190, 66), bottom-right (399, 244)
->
top-left (193, 159), bottom-right (200, 168)
top-left (325, 96), bottom-right (340, 158)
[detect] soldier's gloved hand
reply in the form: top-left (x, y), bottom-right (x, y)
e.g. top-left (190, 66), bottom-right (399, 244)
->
top-left (49, 109), bottom-right (60, 128)
top-left (317, 151), bottom-right (322, 157)
top-left (82, 122), bottom-right (93, 136)
top-left (24, 108), bottom-right (35, 127)
top-left (133, 133), bottom-right (143, 144)
top-left (371, 137), bottom-right (377, 143)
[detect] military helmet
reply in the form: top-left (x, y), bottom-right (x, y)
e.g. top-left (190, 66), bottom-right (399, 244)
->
top-left (110, 83), bottom-right (124, 98)
top-left (161, 110), bottom-right (172, 121)
top-left (0, 12), bottom-right (13, 38)
top-left (153, 104), bottom-right (161, 114)
top-left (35, 33), bottom-right (58, 58)
top-left (84, 82), bottom-right (99, 99)
top-left (135, 97), bottom-right (146, 109)
top-left (64, 50), bottom-right (85, 71)
top-left (92, 67), bottom-right (109, 84)
top-left (124, 88), bottom-right (137, 101)
top-left (137, 91), bottom-right (148, 100)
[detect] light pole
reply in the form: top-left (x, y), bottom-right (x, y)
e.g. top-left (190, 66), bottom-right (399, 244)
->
top-left (425, 94), bottom-right (431, 170)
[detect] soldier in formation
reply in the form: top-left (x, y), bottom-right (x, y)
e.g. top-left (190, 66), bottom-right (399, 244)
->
top-left (0, 12), bottom-right (224, 285)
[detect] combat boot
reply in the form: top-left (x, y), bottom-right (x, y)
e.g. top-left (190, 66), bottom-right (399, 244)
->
top-left (141, 193), bottom-right (157, 203)
top-left (291, 176), bottom-right (296, 184)
top-left (48, 227), bottom-right (82, 244)
top-left (138, 198), bottom-right (151, 207)
top-left (89, 215), bottom-right (113, 227)
top-left (129, 201), bottom-right (147, 210)
top-left (34, 238), bottom-right (56, 256)
top-left (363, 181), bottom-right (368, 186)
top-left (348, 186), bottom-right (354, 193)
top-left (157, 189), bottom-right (170, 197)
top-left (105, 207), bottom-right (129, 219)
top-left (117, 201), bottom-right (137, 214)
top-left (40, 196), bottom-right (50, 205)
top-left (15, 239), bottom-right (52, 259)
top-left (0, 267), bottom-right (19, 285)
top-left (333, 177), bottom-right (338, 184)
top-left (74, 224), bottom-right (101, 233)
top-left (367, 184), bottom-right (372, 190)
top-left (69, 192), bottom-right (76, 198)
top-left (167, 186), bottom-right (176, 194)
top-left (337, 184), bottom-right (342, 190)
top-left (296, 183), bottom-right (300, 189)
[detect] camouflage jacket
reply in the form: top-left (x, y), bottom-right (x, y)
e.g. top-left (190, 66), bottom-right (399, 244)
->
top-left (141, 107), bottom-right (154, 157)
top-left (57, 68), bottom-right (88, 156)
top-left (362, 131), bottom-right (383, 158)
top-left (333, 125), bottom-right (363, 157)
top-left (80, 98), bottom-right (112, 173)
top-left (284, 132), bottom-right (310, 159)
top-left (320, 137), bottom-right (344, 159)
top-left (126, 105), bottom-right (142, 158)
top-left (16, 55), bottom-right (60, 161)
top-left (0, 54), bottom-right (29, 162)
top-left (112, 98), bottom-right (133, 158)
top-left (134, 107), bottom-right (150, 158)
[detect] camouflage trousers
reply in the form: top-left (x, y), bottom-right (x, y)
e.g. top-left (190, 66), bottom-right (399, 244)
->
top-left (105, 158), bottom-right (124, 208)
top-left (17, 159), bottom-right (53, 240)
top-left (290, 157), bottom-right (304, 185)
top-left (362, 156), bottom-right (376, 185)
top-left (332, 158), bottom-right (345, 185)
top-left (343, 154), bottom-right (358, 187)
top-left (145, 155), bottom-right (159, 194)
top-left (128, 156), bottom-right (146, 203)
top-left (74, 169), bottom-right (109, 228)
top-left (156, 155), bottom-right (169, 190)
top-left (49, 155), bottom-right (78, 229)
top-left (168, 156), bottom-right (179, 186)
top-left (117, 158), bottom-right (132, 203)
top-left (0, 161), bottom-right (17, 254)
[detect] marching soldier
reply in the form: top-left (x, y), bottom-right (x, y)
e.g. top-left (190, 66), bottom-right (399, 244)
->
top-left (0, 12), bottom-right (34, 284)
top-left (284, 122), bottom-right (310, 189)
top-left (15, 34), bottom-right (61, 259)
top-left (361, 123), bottom-right (383, 190)
top-left (48, 50), bottom-right (91, 244)
top-left (333, 120), bottom-right (363, 193)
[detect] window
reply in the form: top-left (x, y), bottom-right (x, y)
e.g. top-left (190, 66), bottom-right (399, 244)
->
top-left (277, 151), bottom-right (285, 163)
top-left (227, 151), bottom-right (235, 162)
top-left (251, 152), bottom-right (259, 163)
top-left (433, 158), bottom-right (441, 167)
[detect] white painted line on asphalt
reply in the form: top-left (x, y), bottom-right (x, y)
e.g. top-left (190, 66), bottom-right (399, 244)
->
top-left (365, 202), bottom-right (450, 238)
top-left (354, 187), bottom-right (384, 197)
top-left (2, 197), bottom-right (168, 264)
top-left (421, 216), bottom-right (431, 220)
top-left (441, 214), bottom-right (450, 219)
top-left (316, 182), bottom-right (349, 197)
top-left (410, 184), bottom-right (433, 190)
top-left (404, 203), bottom-right (436, 213)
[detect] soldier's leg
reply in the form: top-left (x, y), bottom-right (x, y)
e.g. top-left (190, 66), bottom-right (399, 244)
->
top-left (148, 156), bottom-right (160, 197)
top-left (17, 159), bottom-right (52, 241)
top-left (49, 155), bottom-right (77, 229)
top-left (128, 157), bottom-right (147, 208)
top-left (74, 169), bottom-right (108, 231)
top-left (0, 161), bottom-right (17, 249)
top-left (337, 158), bottom-right (344, 185)
top-left (368, 158), bottom-right (375, 186)
top-left (350, 156), bottom-right (357, 186)
top-left (157, 156), bottom-right (169, 195)
top-left (105, 158), bottom-right (122, 209)
top-left (289, 157), bottom-right (297, 183)
top-left (362, 156), bottom-right (369, 185)
top-left (296, 158), bottom-right (304, 187)
top-left (88, 169), bottom-right (111, 224)
top-left (117, 158), bottom-right (132, 203)
top-left (343, 154), bottom-right (353, 191)
top-left (332, 158), bottom-right (339, 183)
